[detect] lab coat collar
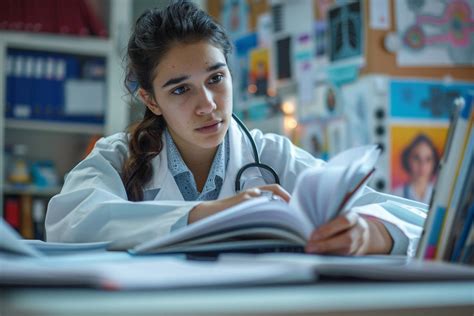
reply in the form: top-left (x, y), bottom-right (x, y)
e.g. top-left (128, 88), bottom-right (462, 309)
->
top-left (143, 119), bottom-right (264, 201)
top-left (143, 132), bottom-right (183, 201)
top-left (218, 119), bottom-right (266, 198)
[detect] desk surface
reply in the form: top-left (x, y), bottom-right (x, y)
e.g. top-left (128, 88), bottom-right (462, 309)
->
top-left (2, 281), bottom-right (474, 316)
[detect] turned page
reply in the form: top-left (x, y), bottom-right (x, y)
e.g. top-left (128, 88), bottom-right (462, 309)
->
top-left (290, 145), bottom-right (381, 228)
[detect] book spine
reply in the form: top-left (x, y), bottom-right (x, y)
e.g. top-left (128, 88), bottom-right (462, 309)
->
top-left (31, 54), bottom-right (46, 120)
top-left (12, 53), bottom-right (27, 119)
top-left (5, 53), bottom-right (15, 118)
top-left (416, 99), bottom-right (462, 259)
top-left (0, 0), bottom-right (8, 29)
top-left (450, 203), bottom-right (474, 262)
top-left (43, 57), bottom-right (56, 120)
top-left (80, 0), bottom-right (108, 37)
top-left (460, 223), bottom-right (474, 264)
top-left (422, 95), bottom-right (473, 260)
top-left (20, 195), bottom-right (34, 239)
top-left (8, 0), bottom-right (24, 31)
top-left (32, 198), bottom-right (46, 240)
top-left (4, 197), bottom-right (21, 232)
top-left (436, 123), bottom-right (473, 260)
top-left (54, 57), bottom-right (67, 120)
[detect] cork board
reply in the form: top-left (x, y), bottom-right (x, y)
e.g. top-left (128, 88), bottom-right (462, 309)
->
top-left (206, 0), bottom-right (269, 32)
top-left (207, 0), bottom-right (473, 81)
top-left (361, 0), bottom-right (474, 81)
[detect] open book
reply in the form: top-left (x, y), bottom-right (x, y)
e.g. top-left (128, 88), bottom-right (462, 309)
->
top-left (131, 145), bottom-right (382, 255)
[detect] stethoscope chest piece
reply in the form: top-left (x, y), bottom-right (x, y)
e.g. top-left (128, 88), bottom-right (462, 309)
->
top-left (232, 113), bottom-right (280, 192)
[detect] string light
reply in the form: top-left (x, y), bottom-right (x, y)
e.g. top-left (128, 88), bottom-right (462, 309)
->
top-left (281, 100), bottom-right (295, 115)
top-left (284, 116), bottom-right (298, 130)
top-left (248, 84), bottom-right (257, 94)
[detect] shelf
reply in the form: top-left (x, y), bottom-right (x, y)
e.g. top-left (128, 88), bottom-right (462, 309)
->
top-left (0, 31), bottom-right (112, 56)
top-left (4, 184), bottom-right (61, 197)
top-left (5, 119), bottom-right (104, 135)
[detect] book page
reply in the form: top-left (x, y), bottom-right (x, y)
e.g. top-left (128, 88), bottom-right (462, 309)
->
top-left (0, 219), bottom-right (42, 257)
top-left (291, 145), bottom-right (381, 227)
top-left (132, 197), bottom-right (313, 253)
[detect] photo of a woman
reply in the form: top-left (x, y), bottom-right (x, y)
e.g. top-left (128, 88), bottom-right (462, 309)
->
top-left (393, 133), bottom-right (440, 204)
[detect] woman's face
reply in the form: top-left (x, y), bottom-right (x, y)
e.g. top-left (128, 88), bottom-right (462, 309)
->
top-left (408, 142), bottom-right (435, 181)
top-left (143, 40), bottom-right (233, 154)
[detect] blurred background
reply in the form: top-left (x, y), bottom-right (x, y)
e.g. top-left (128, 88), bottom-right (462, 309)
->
top-left (1, 0), bottom-right (473, 240)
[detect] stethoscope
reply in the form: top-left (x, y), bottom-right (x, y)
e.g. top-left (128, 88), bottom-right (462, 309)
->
top-left (231, 113), bottom-right (280, 192)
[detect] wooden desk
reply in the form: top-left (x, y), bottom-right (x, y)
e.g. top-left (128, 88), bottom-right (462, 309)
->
top-left (2, 281), bottom-right (473, 316)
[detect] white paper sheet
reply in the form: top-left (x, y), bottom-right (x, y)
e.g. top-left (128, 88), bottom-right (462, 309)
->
top-left (370, 0), bottom-right (390, 30)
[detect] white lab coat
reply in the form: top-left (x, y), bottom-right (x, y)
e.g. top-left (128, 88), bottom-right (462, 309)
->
top-left (46, 120), bottom-right (423, 253)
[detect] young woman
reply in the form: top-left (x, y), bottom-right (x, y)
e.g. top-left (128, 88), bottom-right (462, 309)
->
top-left (46, 1), bottom-right (422, 255)
top-left (393, 134), bottom-right (440, 204)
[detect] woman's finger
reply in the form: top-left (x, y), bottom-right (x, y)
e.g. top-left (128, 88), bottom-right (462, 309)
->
top-left (258, 184), bottom-right (291, 202)
top-left (306, 226), bottom-right (363, 255)
top-left (309, 211), bottom-right (359, 241)
top-left (240, 187), bottom-right (262, 199)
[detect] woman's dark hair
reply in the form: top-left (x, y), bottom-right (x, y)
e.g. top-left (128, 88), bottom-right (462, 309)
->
top-left (401, 133), bottom-right (440, 177)
top-left (122, 0), bottom-right (232, 201)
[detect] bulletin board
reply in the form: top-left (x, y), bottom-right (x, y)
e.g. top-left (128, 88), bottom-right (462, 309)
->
top-left (361, 0), bottom-right (474, 81)
top-left (207, 0), bottom-right (269, 32)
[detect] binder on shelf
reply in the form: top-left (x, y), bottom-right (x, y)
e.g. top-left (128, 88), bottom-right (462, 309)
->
top-left (63, 55), bottom-right (105, 124)
top-left (55, 0), bottom-right (88, 36)
top-left (31, 54), bottom-right (46, 120)
top-left (57, 0), bottom-right (72, 35)
top-left (12, 52), bottom-right (34, 120)
top-left (6, 48), bottom-right (106, 124)
top-left (82, 58), bottom-right (106, 80)
top-left (20, 195), bottom-right (34, 239)
top-left (5, 53), bottom-right (15, 118)
top-left (23, 0), bottom-right (36, 32)
top-left (42, 56), bottom-right (57, 120)
top-left (53, 57), bottom-right (67, 120)
top-left (38, 0), bottom-right (57, 34)
top-left (4, 197), bottom-right (21, 232)
top-left (28, 0), bottom-right (43, 33)
top-left (74, 0), bottom-right (91, 36)
top-left (23, 54), bottom-right (35, 118)
top-left (79, 0), bottom-right (108, 37)
top-left (32, 199), bottom-right (46, 240)
top-left (0, 0), bottom-right (8, 29)
top-left (8, 0), bottom-right (24, 31)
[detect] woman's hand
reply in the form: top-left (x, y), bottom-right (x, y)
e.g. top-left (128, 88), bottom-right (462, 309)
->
top-left (305, 211), bottom-right (393, 255)
top-left (188, 184), bottom-right (290, 224)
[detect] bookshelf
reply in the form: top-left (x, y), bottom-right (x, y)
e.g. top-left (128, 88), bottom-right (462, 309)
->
top-left (0, 0), bottom-right (132, 238)
top-left (5, 119), bottom-right (104, 134)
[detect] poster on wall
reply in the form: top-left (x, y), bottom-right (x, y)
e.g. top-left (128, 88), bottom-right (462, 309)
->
top-left (326, 117), bottom-right (348, 158)
top-left (387, 78), bottom-right (474, 203)
top-left (390, 80), bottom-right (474, 120)
top-left (395, 0), bottom-right (474, 66)
top-left (298, 82), bottom-right (342, 121)
top-left (313, 0), bottom-right (333, 79)
top-left (232, 33), bottom-right (258, 111)
top-left (327, 0), bottom-right (364, 64)
top-left (299, 120), bottom-right (328, 161)
top-left (249, 47), bottom-right (270, 97)
top-left (294, 32), bottom-right (315, 105)
top-left (341, 79), bottom-right (376, 147)
top-left (221, 0), bottom-right (249, 39)
top-left (390, 124), bottom-right (447, 204)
